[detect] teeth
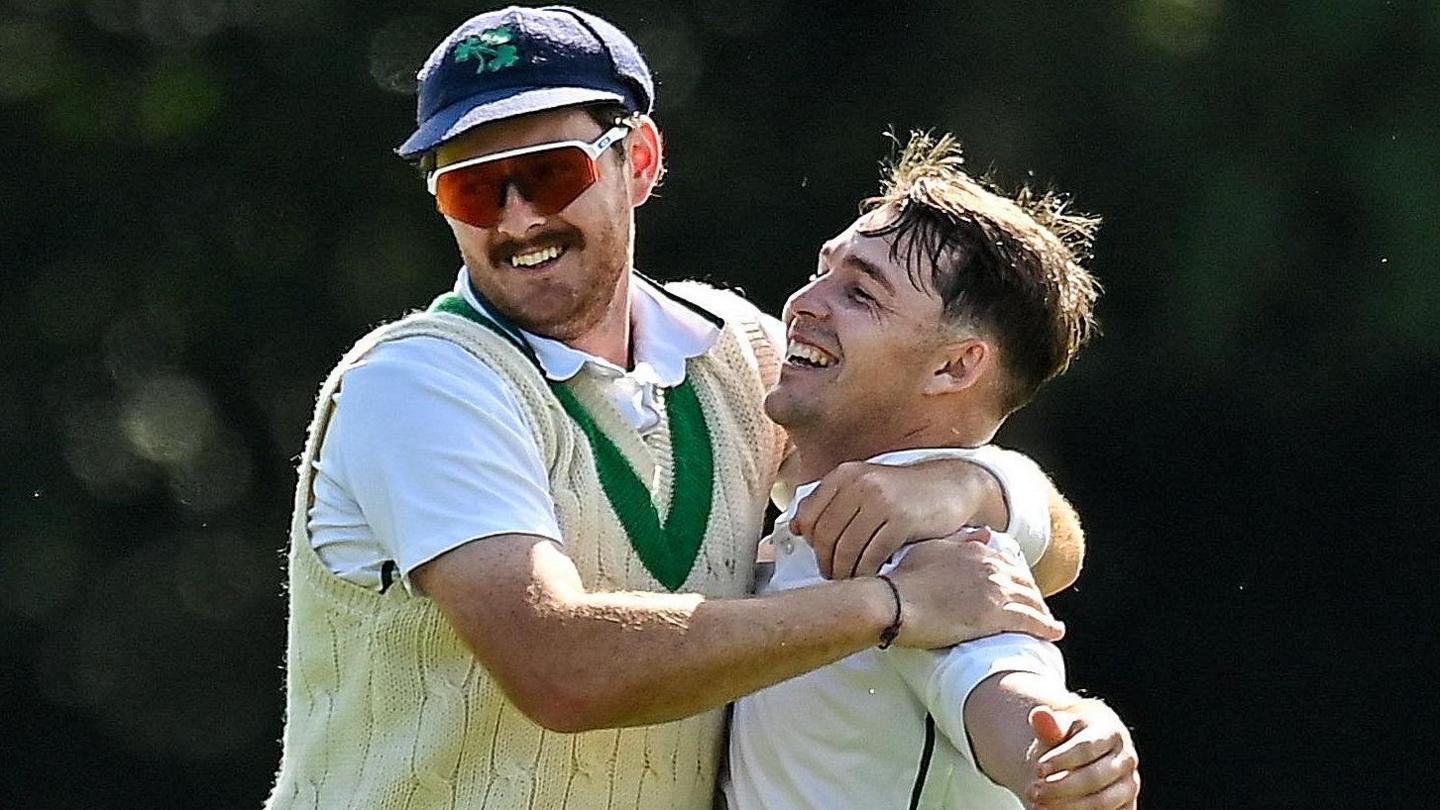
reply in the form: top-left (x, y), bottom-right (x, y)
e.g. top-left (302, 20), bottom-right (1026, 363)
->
top-left (786, 341), bottom-right (836, 368)
top-left (511, 245), bottom-right (563, 267)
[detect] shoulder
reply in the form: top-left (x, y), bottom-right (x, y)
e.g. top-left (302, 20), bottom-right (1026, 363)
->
top-left (338, 309), bottom-right (550, 399)
top-left (663, 280), bottom-right (784, 366)
top-left (334, 336), bottom-right (519, 419)
top-left (662, 280), bottom-right (767, 325)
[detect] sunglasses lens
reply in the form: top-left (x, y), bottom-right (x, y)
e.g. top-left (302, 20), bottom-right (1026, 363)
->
top-left (516, 147), bottom-right (597, 215)
top-left (434, 146), bottom-right (599, 229)
top-left (435, 161), bottom-right (506, 228)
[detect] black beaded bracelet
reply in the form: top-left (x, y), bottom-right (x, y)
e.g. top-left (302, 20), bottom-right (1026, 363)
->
top-left (876, 574), bottom-right (903, 649)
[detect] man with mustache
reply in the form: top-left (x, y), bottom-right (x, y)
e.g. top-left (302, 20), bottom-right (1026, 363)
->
top-left (268, 7), bottom-right (1094, 809)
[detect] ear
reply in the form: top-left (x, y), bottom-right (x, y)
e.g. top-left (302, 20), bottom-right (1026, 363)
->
top-left (624, 116), bottom-right (664, 207)
top-left (923, 338), bottom-right (992, 396)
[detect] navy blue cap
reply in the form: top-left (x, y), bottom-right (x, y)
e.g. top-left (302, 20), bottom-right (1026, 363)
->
top-left (396, 5), bottom-right (654, 159)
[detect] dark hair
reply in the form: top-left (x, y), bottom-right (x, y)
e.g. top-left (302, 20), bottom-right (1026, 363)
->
top-left (861, 132), bottom-right (1101, 413)
top-left (583, 101), bottom-right (634, 132)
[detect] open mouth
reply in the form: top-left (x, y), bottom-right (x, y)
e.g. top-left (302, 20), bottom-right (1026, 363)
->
top-left (784, 340), bottom-right (839, 369)
top-left (508, 244), bottom-right (567, 270)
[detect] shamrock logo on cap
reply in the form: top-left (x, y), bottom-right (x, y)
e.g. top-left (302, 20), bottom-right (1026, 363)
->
top-left (454, 26), bottom-right (520, 74)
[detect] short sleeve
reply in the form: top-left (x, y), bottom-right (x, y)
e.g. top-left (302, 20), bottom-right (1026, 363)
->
top-left (324, 336), bottom-right (562, 587)
top-left (949, 445), bottom-right (1053, 566)
top-left (888, 633), bottom-right (1066, 768)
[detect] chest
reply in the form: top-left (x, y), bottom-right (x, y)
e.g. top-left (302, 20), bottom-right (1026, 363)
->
top-left (543, 358), bottom-right (769, 597)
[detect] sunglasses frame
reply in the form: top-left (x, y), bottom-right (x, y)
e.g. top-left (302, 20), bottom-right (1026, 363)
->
top-left (425, 124), bottom-right (633, 197)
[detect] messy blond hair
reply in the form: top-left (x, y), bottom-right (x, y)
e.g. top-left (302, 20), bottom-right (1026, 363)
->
top-left (862, 131), bottom-right (1101, 412)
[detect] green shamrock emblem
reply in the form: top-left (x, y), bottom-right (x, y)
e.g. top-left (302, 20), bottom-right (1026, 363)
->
top-left (454, 26), bottom-right (520, 73)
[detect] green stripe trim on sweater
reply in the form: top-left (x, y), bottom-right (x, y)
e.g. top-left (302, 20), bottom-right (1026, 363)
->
top-left (429, 292), bottom-right (715, 591)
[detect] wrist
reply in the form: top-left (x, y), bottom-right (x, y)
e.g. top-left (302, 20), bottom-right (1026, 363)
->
top-left (843, 575), bottom-right (899, 647)
top-left (875, 574), bottom-right (904, 648)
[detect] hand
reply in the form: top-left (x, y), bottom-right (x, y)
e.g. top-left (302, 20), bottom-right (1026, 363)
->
top-left (884, 530), bottom-right (1064, 648)
top-left (1025, 702), bottom-right (1140, 810)
top-left (790, 459), bottom-right (1005, 580)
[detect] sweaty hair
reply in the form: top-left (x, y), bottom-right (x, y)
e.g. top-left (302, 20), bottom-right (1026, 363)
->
top-left (861, 131), bottom-right (1101, 413)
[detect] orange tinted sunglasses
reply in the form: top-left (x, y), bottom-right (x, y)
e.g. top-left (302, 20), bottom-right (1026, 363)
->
top-left (426, 124), bottom-right (631, 228)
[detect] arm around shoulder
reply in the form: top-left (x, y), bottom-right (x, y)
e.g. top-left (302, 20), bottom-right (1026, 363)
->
top-left (414, 533), bottom-right (897, 733)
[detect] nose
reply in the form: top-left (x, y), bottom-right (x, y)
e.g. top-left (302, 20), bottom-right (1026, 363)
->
top-left (783, 275), bottom-right (830, 325)
top-left (494, 182), bottom-right (546, 237)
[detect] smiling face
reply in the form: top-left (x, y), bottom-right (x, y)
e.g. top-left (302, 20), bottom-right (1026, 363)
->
top-left (765, 205), bottom-right (977, 468)
top-left (433, 106), bottom-right (660, 344)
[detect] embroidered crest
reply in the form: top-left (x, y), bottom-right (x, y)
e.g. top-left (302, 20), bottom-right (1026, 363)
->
top-left (453, 26), bottom-right (520, 74)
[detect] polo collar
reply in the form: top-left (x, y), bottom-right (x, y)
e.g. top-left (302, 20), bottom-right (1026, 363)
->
top-left (454, 267), bottom-right (721, 384)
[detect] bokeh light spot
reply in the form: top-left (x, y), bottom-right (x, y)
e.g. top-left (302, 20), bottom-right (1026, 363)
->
top-left (63, 398), bottom-right (160, 502)
top-left (120, 375), bottom-right (219, 465)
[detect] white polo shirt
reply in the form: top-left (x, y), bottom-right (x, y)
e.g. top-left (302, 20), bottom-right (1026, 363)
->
top-left (726, 448), bottom-right (1066, 810)
top-left (306, 268), bottom-right (778, 591)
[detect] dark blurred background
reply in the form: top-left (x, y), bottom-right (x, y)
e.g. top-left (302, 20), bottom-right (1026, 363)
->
top-left (3, 0), bottom-right (1437, 807)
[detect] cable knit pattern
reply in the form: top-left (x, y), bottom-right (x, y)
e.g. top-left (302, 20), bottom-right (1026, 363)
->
top-left (267, 283), bottom-right (785, 810)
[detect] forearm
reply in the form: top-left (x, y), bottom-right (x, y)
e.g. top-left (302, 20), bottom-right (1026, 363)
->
top-left (965, 671), bottom-right (1075, 796)
top-left (423, 536), bottom-right (893, 733)
top-left (523, 577), bottom-right (892, 731)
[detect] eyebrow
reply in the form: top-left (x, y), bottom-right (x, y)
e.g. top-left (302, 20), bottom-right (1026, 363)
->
top-left (842, 254), bottom-right (896, 295)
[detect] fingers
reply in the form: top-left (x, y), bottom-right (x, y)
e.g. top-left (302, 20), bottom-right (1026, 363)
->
top-left (1032, 746), bottom-right (1139, 804)
top-left (851, 522), bottom-right (907, 578)
top-left (832, 513), bottom-right (886, 580)
top-left (1030, 705), bottom-right (1139, 810)
top-left (1031, 768), bottom-right (1140, 810)
top-left (1000, 572), bottom-right (1050, 615)
top-left (789, 461), bottom-right (861, 539)
top-left (795, 461), bottom-right (994, 580)
top-left (1036, 705), bottom-right (1131, 775)
top-left (997, 601), bottom-right (1066, 642)
top-left (1029, 706), bottom-right (1072, 748)
top-left (809, 500), bottom-right (861, 578)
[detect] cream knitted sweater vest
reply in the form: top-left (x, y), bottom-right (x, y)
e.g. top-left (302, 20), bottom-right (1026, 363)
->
top-left (267, 283), bottom-right (785, 810)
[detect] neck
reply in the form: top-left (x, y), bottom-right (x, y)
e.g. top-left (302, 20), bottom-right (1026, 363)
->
top-left (788, 413), bottom-right (1000, 486)
top-left (564, 272), bottom-right (634, 368)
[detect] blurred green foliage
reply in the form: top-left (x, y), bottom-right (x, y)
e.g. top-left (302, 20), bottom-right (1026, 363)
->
top-left (3, 1), bottom-right (1436, 807)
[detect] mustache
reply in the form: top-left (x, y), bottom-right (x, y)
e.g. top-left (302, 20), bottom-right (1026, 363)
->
top-left (489, 227), bottom-right (585, 265)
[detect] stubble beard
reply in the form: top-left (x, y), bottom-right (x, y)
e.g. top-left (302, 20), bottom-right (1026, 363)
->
top-left (462, 232), bottom-right (629, 343)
